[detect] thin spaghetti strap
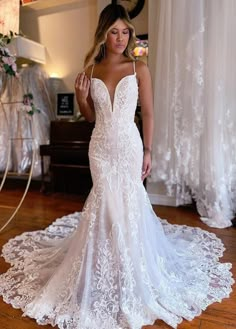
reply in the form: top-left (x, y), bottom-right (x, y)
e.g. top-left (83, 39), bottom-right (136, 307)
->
top-left (90, 64), bottom-right (95, 79)
top-left (133, 61), bottom-right (136, 75)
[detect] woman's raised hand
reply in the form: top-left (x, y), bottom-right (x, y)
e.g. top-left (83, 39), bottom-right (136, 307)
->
top-left (75, 72), bottom-right (90, 103)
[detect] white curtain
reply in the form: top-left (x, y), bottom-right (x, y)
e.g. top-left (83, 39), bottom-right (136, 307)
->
top-left (0, 0), bottom-right (19, 34)
top-left (148, 0), bottom-right (236, 228)
top-left (0, 65), bottom-right (55, 177)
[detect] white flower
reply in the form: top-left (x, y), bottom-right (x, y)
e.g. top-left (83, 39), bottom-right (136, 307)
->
top-left (0, 32), bottom-right (18, 76)
top-left (2, 56), bottom-right (15, 65)
top-left (2, 47), bottom-right (10, 56)
top-left (12, 62), bottom-right (17, 71)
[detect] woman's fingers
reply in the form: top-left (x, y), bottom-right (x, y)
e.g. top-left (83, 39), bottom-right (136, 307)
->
top-left (75, 72), bottom-right (90, 101)
top-left (141, 157), bottom-right (152, 180)
top-left (75, 72), bottom-right (85, 89)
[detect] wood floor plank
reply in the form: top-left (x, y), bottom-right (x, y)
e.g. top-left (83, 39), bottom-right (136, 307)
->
top-left (150, 318), bottom-right (201, 329)
top-left (200, 319), bottom-right (236, 329)
top-left (0, 312), bottom-right (53, 329)
top-left (177, 318), bottom-right (201, 329)
top-left (200, 308), bottom-right (236, 327)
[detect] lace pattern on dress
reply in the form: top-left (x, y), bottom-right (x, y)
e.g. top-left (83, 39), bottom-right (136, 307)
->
top-left (0, 66), bottom-right (234, 329)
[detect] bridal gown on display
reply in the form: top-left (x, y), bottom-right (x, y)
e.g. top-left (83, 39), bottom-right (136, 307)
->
top-left (0, 62), bottom-right (234, 329)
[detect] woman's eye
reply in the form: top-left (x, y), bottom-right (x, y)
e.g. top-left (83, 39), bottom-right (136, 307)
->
top-left (123, 30), bottom-right (129, 34)
top-left (111, 30), bottom-right (118, 34)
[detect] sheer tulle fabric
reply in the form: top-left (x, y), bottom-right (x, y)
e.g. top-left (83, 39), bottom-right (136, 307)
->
top-left (148, 0), bottom-right (236, 228)
top-left (0, 65), bottom-right (55, 177)
top-left (0, 69), bottom-right (234, 329)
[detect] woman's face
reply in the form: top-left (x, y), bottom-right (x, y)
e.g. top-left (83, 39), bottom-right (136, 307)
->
top-left (105, 19), bottom-right (130, 55)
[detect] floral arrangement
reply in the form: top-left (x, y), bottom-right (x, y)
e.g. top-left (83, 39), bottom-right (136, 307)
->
top-left (133, 39), bottom-right (148, 57)
top-left (0, 31), bottom-right (18, 77)
top-left (0, 32), bottom-right (40, 116)
top-left (22, 93), bottom-right (40, 116)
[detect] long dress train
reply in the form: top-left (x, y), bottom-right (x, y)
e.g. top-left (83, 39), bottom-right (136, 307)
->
top-left (0, 62), bottom-right (234, 329)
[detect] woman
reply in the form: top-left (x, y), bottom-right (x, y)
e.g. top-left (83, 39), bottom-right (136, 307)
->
top-left (75, 5), bottom-right (153, 183)
top-left (0, 4), bottom-right (234, 329)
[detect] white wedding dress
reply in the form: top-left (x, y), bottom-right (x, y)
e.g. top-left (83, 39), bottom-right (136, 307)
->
top-left (0, 62), bottom-right (234, 329)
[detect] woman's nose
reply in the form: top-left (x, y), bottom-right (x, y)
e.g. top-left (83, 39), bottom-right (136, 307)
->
top-left (117, 33), bottom-right (123, 41)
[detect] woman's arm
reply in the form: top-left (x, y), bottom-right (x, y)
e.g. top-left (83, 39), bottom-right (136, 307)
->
top-left (74, 70), bottom-right (95, 122)
top-left (136, 60), bottom-right (154, 180)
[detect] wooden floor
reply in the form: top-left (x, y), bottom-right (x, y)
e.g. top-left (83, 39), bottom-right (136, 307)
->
top-left (0, 180), bottom-right (235, 329)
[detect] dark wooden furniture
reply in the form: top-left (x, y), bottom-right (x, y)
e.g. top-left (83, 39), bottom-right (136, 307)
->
top-left (40, 120), bottom-right (94, 194)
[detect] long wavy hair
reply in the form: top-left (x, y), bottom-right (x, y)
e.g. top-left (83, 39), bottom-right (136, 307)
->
top-left (84, 4), bottom-right (136, 68)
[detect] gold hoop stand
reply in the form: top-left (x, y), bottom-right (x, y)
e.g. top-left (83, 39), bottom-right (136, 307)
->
top-left (0, 99), bottom-right (36, 233)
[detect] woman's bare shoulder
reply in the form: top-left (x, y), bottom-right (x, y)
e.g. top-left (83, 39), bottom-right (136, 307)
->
top-left (135, 59), bottom-right (148, 72)
top-left (135, 60), bottom-right (150, 82)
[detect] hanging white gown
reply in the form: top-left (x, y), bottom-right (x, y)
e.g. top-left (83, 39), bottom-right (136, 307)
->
top-left (0, 62), bottom-right (234, 329)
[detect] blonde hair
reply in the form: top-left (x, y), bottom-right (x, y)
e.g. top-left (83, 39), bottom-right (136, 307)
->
top-left (84, 4), bottom-right (136, 69)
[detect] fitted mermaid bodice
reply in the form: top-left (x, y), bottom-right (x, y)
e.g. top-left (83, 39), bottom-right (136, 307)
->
top-left (89, 68), bottom-right (143, 189)
top-left (90, 73), bottom-right (138, 128)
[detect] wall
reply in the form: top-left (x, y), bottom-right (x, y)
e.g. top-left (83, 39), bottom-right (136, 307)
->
top-left (146, 181), bottom-right (177, 206)
top-left (20, 0), bottom-right (97, 112)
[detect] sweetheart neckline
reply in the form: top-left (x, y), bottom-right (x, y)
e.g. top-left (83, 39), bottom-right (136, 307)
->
top-left (91, 74), bottom-right (137, 113)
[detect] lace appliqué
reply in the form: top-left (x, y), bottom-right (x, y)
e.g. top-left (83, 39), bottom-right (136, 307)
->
top-left (0, 69), bottom-right (234, 329)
